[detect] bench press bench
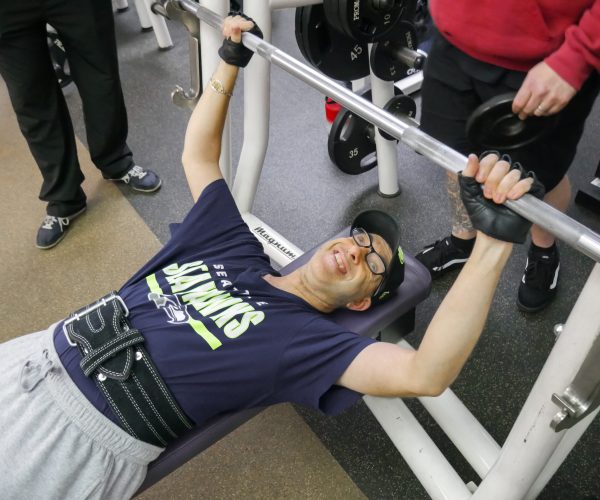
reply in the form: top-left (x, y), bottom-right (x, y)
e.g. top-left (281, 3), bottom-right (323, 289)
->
top-left (137, 231), bottom-right (432, 494)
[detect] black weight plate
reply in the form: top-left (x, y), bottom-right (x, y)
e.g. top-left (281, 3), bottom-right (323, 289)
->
top-left (325, 0), bottom-right (406, 43)
top-left (466, 93), bottom-right (558, 150)
top-left (380, 94), bottom-right (417, 140)
top-left (295, 7), bottom-right (313, 65)
top-left (295, 5), bottom-right (370, 81)
top-left (328, 89), bottom-right (404, 174)
top-left (370, 20), bottom-right (419, 81)
top-left (323, 0), bottom-right (341, 41)
top-left (328, 107), bottom-right (376, 174)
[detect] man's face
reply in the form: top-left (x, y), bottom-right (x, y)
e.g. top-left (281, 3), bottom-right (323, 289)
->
top-left (306, 233), bottom-right (393, 309)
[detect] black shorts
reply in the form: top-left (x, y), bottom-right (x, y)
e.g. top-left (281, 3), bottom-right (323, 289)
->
top-left (420, 31), bottom-right (600, 191)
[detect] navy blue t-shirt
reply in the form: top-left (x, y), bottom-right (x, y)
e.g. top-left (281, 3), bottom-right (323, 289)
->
top-left (55, 180), bottom-right (375, 426)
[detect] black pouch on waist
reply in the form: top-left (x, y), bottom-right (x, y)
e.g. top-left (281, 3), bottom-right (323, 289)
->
top-left (63, 292), bottom-right (193, 447)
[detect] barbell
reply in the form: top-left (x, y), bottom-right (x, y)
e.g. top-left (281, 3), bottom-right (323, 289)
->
top-left (172, 0), bottom-right (600, 264)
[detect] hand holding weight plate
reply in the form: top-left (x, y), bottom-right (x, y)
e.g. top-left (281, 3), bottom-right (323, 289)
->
top-left (466, 93), bottom-right (559, 150)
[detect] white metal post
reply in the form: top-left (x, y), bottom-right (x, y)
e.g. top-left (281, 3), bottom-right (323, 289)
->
top-left (134, 0), bottom-right (153, 30)
top-left (363, 395), bottom-right (473, 500)
top-left (231, 0), bottom-right (273, 212)
top-left (395, 340), bottom-right (502, 478)
top-left (114, 0), bottom-right (129, 12)
top-left (524, 407), bottom-right (600, 499)
top-left (368, 54), bottom-right (400, 196)
top-left (198, 0), bottom-right (231, 184)
top-left (473, 264), bottom-right (600, 499)
top-left (141, 0), bottom-right (174, 49)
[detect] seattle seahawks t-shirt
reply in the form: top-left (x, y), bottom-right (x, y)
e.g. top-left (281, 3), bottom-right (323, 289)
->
top-left (54, 180), bottom-right (375, 427)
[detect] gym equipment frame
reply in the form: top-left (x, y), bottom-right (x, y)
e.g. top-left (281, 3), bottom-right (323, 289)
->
top-left (115, 0), bottom-right (174, 49)
top-left (168, 1), bottom-right (600, 498)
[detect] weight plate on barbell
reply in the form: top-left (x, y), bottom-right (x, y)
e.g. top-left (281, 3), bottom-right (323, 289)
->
top-left (295, 5), bottom-right (370, 82)
top-left (466, 93), bottom-right (558, 150)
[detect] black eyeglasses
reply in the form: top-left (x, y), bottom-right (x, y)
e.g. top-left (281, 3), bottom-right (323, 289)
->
top-left (351, 226), bottom-right (388, 274)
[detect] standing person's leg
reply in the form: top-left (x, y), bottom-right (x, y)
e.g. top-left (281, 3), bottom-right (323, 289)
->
top-left (510, 73), bottom-right (600, 312)
top-left (0, 12), bottom-right (87, 249)
top-left (529, 177), bottom-right (571, 248)
top-left (47, 0), bottom-right (161, 192)
top-left (416, 33), bottom-right (481, 275)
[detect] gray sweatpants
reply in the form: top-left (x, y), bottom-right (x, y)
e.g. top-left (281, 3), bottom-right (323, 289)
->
top-left (0, 325), bottom-right (164, 499)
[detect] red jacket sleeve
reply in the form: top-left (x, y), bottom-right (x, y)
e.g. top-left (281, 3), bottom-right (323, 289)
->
top-left (546, 0), bottom-right (600, 90)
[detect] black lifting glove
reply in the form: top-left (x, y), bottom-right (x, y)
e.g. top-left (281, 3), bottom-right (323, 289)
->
top-left (459, 154), bottom-right (545, 244)
top-left (218, 12), bottom-right (263, 68)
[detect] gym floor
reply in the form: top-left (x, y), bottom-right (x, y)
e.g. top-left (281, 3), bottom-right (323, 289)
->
top-left (2, 5), bottom-right (599, 499)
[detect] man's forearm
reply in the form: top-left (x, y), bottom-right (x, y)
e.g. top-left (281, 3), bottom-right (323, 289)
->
top-left (414, 233), bottom-right (513, 393)
top-left (181, 61), bottom-right (239, 167)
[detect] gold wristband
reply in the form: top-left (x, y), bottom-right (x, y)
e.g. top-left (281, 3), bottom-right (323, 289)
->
top-left (208, 78), bottom-right (233, 97)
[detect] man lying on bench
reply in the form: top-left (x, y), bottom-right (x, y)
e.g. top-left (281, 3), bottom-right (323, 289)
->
top-left (0, 14), bottom-right (543, 500)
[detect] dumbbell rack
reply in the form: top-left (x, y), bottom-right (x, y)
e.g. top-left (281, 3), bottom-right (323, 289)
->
top-left (172, 1), bottom-right (600, 499)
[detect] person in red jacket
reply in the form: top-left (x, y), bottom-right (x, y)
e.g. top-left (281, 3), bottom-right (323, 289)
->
top-left (415, 0), bottom-right (600, 313)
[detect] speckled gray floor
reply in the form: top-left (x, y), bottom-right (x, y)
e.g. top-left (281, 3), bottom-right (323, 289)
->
top-left (65, 6), bottom-right (600, 499)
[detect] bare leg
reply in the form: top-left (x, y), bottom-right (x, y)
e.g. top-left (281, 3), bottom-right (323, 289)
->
top-left (530, 175), bottom-right (571, 248)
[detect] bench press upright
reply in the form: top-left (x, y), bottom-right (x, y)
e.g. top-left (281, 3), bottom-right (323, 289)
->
top-left (150, 1), bottom-right (600, 498)
top-left (234, 0), bottom-right (403, 212)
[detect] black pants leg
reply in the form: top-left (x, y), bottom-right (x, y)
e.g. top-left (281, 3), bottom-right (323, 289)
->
top-left (0, 8), bottom-right (87, 217)
top-left (47, 0), bottom-right (133, 180)
top-left (0, 0), bottom-right (133, 217)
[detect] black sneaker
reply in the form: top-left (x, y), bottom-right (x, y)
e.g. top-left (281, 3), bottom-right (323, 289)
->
top-left (415, 236), bottom-right (473, 278)
top-left (517, 245), bottom-right (560, 313)
top-left (109, 165), bottom-right (162, 192)
top-left (36, 206), bottom-right (86, 249)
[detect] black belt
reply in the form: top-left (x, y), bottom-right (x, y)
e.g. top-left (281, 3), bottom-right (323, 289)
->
top-left (63, 292), bottom-right (193, 447)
